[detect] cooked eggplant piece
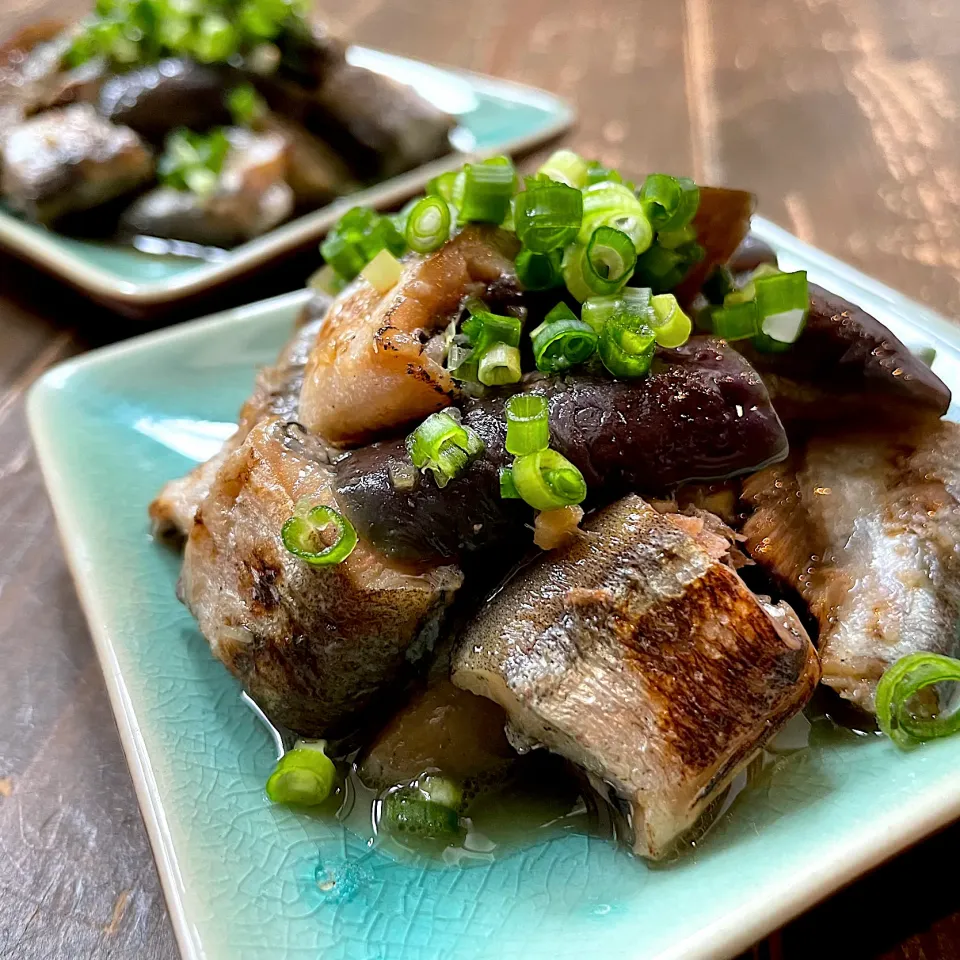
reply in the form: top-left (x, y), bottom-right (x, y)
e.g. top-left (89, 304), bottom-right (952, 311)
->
top-left (150, 315), bottom-right (324, 539)
top-left (738, 283), bottom-right (950, 424)
top-left (452, 494), bottom-right (820, 859)
top-left (1, 103), bottom-right (153, 224)
top-left (255, 25), bottom-right (452, 180)
top-left (675, 186), bottom-right (755, 306)
top-left (358, 677), bottom-right (516, 790)
top-left (179, 414), bottom-right (462, 737)
top-left (120, 128), bottom-right (292, 246)
top-left (742, 421), bottom-right (960, 714)
top-left (334, 337), bottom-right (788, 563)
top-left (299, 225), bottom-right (521, 446)
top-left (97, 58), bottom-right (233, 144)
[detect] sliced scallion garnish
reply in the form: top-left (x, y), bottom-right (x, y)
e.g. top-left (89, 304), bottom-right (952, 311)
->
top-left (404, 196), bottom-right (452, 254)
top-left (876, 652), bottom-right (960, 749)
top-left (265, 740), bottom-right (336, 806)
top-left (515, 248), bottom-right (563, 290)
top-left (597, 288), bottom-right (657, 378)
top-left (537, 149), bottom-right (591, 189)
top-left (504, 394), bottom-right (549, 456)
top-left (457, 157), bottom-right (516, 225)
top-left (381, 792), bottom-right (461, 840)
top-left (650, 293), bottom-right (693, 348)
top-left (512, 448), bottom-right (587, 510)
top-left (499, 465), bottom-right (521, 499)
top-left (514, 179), bottom-right (583, 253)
top-left (578, 181), bottom-right (653, 253)
top-left (754, 269), bottom-right (809, 344)
top-left (583, 225), bottom-right (638, 296)
top-left (360, 248), bottom-right (403, 294)
top-left (530, 302), bottom-right (598, 372)
top-left (406, 411), bottom-right (485, 488)
top-left (639, 174), bottom-right (700, 233)
top-left (281, 505), bottom-right (359, 566)
top-left (477, 343), bottom-right (522, 386)
top-left (321, 206), bottom-right (407, 283)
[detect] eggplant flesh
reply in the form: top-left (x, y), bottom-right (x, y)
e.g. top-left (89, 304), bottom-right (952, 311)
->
top-left (334, 337), bottom-right (788, 563)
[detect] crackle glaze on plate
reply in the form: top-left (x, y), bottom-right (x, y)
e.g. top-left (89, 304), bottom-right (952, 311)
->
top-left (27, 217), bottom-right (960, 960)
top-left (0, 47), bottom-right (572, 311)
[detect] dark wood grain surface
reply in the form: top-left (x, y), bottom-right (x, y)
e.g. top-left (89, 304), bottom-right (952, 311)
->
top-left (1, 0), bottom-right (959, 957)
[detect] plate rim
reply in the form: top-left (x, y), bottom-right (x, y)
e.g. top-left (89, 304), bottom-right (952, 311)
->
top-left (26, 224), bottom-right (960, 960)
top-left (1, 51), bottom-right (574, 308)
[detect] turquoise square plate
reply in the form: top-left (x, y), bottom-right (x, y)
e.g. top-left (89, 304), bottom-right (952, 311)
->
top-left (27, 217), bottom-right (960, 960)
top-left (0, 48), bottom-right (572, 313)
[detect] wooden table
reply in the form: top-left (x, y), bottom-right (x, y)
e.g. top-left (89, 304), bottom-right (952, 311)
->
top-left (2, 0), bottom-right (960, 956)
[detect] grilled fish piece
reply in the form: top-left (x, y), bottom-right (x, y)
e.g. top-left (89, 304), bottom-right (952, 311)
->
top-left (97, 58), bottom-right (233, 144)
top-left (742, 421), bottom-right (960, 713)
top-left (737, 283), bottom-right (950, 424)
top-left (452, 495), bottom-right (820, 859)
top-left (150, 314), bottom-right (323, 539)
top-left (179, 415), bottom-right (462, 737)
top-left (334, 337), bottom-right (788, 563)
top-left (1, 103), bottom-right (153, 224)
top-left (299, 225), bottom-right (521, 445)
top-left (120, 128), bottom-right (292, 246)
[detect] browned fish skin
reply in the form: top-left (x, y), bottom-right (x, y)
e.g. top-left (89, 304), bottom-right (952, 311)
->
top-left (180, 416), bottom-right (462, 737)
top-left (737, 283), bottom-right (950, 424)
top-left (742, 421), bottom-right (960, 713)
top-left (1, 103), bottom-right (153, 223)
top-left (452, 495), bottom-right (819, 859)
top-left (150, 315), bottom-right (325, 538)
top-left (298, 225), bottom-right (520, 446)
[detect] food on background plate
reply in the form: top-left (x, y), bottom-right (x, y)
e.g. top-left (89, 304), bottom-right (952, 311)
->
top-left (0, 1), bottom-right (452, 247)
top-left (152, 148), bottom-right (960, 862)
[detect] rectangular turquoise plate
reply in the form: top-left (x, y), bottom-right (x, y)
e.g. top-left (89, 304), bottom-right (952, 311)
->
top-left (0, 48), bottom-right (572, 312)
top-left (27, 218), bottom-right (960, 960)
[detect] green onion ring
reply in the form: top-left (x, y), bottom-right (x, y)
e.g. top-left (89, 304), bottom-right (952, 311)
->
top-left (583, 226), bottom-right (637, 296)
top-left (404, 196), bottom-right (452, 254)
top-left (266, 739), bottom-right (336, 806)
top-left (281, 505), bottom-right (359, 566)
top-left (512, 449), bottom-right (587, 510)
top-left (504, 394), bottom-right (549, 456)
top-left (876, 652), bottom-right (960, 749)
top-left (514, 180), bottom-right (583, 253)
top-left (530, 303), bottom-right (598, 372)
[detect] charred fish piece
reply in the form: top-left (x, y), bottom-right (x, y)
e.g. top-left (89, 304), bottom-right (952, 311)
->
top-left (742, 421), bottom-right (960, 714)
top-left (737, 283), bottom-right (950, 424)
top-left (298, 225), bottom-right (521, 446)
top-left (333, 337), bottom-right (788, 563)
top-left (1, 103), bottom-right (153, 224)
top-left (179, 415), bottom-right (462, 737)
top-left (120, 128), bottom-right (292, 247)
top-left (452, 494), bottom-right (820, 859)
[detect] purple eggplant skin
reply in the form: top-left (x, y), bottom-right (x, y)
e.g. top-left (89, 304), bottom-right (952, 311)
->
top-left (738, 283), bottom-right (951, 424)
top-left (97, 59), bottom-right (233, 144)
top-left (334, 337), bottom-right (787, 563)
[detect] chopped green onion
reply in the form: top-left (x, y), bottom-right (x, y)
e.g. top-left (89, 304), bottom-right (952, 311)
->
top-left (266, 739), bottom-right (336, 806)
top-left (514, 179), bottom-right (583, 252)
top-left (512, 448), bottom-right (587, 510)
top-left (462, 304), bottom-right (522, 350)
top-left (914, 346), bottom-right (937, 367)
top-left (516, 248), bottom-right (563, 290)
top-left (650, 293), bottom-right (693, 348)
top-left (598, 288), bottom-right (657, 378)
top-left (227, 83), bottom-right (266, 127)
top-left (633, 239), bottom-right (704, 293)
top-left (583, 226), bottom-right (637, 295)
top-left (281, 504), bottom-right (359, 566)
top-left (499, 465), bottom-right (521, 499)
top-left (876, 652), bottom-right (960, 749)
top-left (584, 160), bottom-right (623, 185)
top-left (580, 294), bottom-right (621, 334)
top-left (157, 128), bottom-right (230, 196)
top-left (458, 157), bottom-right (516, 225)
top-left (478, 343), bottom-right (522, 386)
top-left (639, 174), bottom-right (700, 233)
top-left (749, 262), bottom-right (783, 282)
top-left (360, 248), bottom-right (403, 294)
top-left (710, 300), bottom-right (759, 341)
top-left (505, 394), bottom-right (549, 456)
top-left (657, 224), bottom-right (698, 250)
top-left (427, 170), bottom-right (462, 204)
top-left (578, 181), bottom-right (653, 253)
top-left (321, 206), bottom-right (406, 282)
top-left (381, 792), bottom-right (461, 840)
top-left (418, 774), bottom-right (464, 811)
top-left (406, 411), bottom-right (485, 488)
top-left (307, 264), bottom-right (346, 296)
top-left (404, 196), bottom-right (452, 254)
top-left (530, 303), bottom-right (598, 372)
top-left (192, 14), bottom-right (237, 63)
top-left (754, 270), bottom-right (809, 344)
top-left (537, 149), bottom-right (590, 189)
